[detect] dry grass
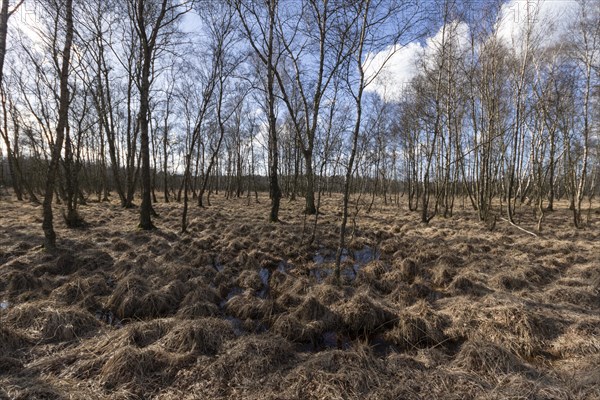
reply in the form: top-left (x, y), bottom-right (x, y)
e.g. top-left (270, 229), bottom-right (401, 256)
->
top-left (223, 290), bottom-right (273, 321)
top-left (452, 340), bottom-right (530, 376)
top-left (39, 306), bottom-right (101, 342)
top-left (160, 318), bottom-right (235, 354)
top-left (98, 345), bottom-right (183, 393)
top-left (272, 295), bottom-right (339, 342)
top-left (279, 343), bottom-right (400, 400)
top-left (335, 291), bottom-right (396, 335)
top-left (385, 300), bottom-right (448, 350)
top-left (0, 326), bottom-right (29, 357)
top-left (4, 302), bottom-right (100, 342)
top-left (210, 334), bottom-right (296, 386)
top-left (0, 194), bottom-right (599, 398)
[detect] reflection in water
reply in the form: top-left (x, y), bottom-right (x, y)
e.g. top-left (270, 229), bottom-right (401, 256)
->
top-left (220, 286), bottom-right (243, 309)
top-left (259, 268), bottom-right (269, 285)
top-left (224, 316), bottom-right (246, 336)
top-left (311, 246), bottom-right (381, 283)
top-left (320, 331), bottom-right (351, 350)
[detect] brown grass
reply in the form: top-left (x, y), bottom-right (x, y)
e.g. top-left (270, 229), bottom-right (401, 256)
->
top-left (0, 326), bottom-right (29, 357)
top-left (551, 318), bottom-right (600, 358)
top-left (210, 334), bottom-right (296, 386)
top-left (176, 286), bottom-right (220, 319)
top-left (452, 340), bottom-right (529, 376)
top-left (385, 300), bottom-right (448, 350)
top-left (160, 318), bottom-right (235, 354)
top-left (107, 276), bottom-right (184, 320)
top-left (272, 295), bottom-right (339, 342)
top-left (112, 318), bottom-right (174, 348)
top-left (0, 194), bottom-right (599, 398)
top-left (99, 345), bottom-right (184, 392)
top-left (280, 344), bottom-right (400, 400)
top-left (223, 290), bottom-right (273, 321)
top-left (4, 302), bottom-right (100, 342)
top-left (4, 270), bottom-right (42, 294)
top-left (39, 306), bottom-right (101, 342)
top-left (335, 291), bottom-right (396, 335)
top-left (50, 275), bottom-right (111, 305)
top-left (444, 299), bottom-right (559, 359)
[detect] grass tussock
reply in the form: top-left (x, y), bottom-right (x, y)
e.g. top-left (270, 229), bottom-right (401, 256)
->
top-left (272, 296), bottom-right (339, 342)
top-left (160, 318), bottom-right (235, 355)
top-left (4, 302), bottom-right (100, 342)
top-left (210, 334), bottom-right (296, 386)
top-left (385, 301), bottom-right (447, 350)
top-left (39, 306), bottom-right (101, 342)
top-left (107, 275), bottom-right (151, 319)
top-left (447, 301), bottom-right (558, 359)
top-left (107, 276), bottom-right (184, 320)
top-left (431, 264), bottom-right (455, 288)
top-left (237, 269), bottom-right (263, 291)
top-left (111, 319), bottom-right (174, 349)
top-left (4, 270), bottom-right (42, 294)
top-left (395, 258), bottom-right (419, 283)
top-left (551, 319), bottom-right (600, 358)
top-left (224, 291), bottom-right (273, 321)
top-left (176, 286), bottom-right (220, 319)
top-left (306, 282), bottom-right (345, 306)
top-left (452, 340), bottom-right (529, 375)
top-left (335, 292), bottom-right (396, 335)
top-left (0, 326), bottom-right (29, 357)
top-left (281, 344), bottom-right (397, 400)
top-left (492, 273), bottom-right (530, 292)
top-left (99, 345), bottom-right (173, 391)
top-left (50, 275), bottom-right (110, 305)
top-left (545, 286), bottom-right (599, 309)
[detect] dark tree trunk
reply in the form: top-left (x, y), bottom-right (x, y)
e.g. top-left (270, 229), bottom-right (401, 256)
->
top-left (138, 47), bottom-right (154, 229)
top-left (266, 0), bottom-right (281, 222)
top-left (42, 0), bottom-right (73, 250)
top-left (304, 150), bottom-right (316, 215)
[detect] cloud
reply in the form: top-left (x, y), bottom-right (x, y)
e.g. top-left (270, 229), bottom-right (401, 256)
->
top-left (363, 0), bottom-right (582, 103)
top-left (364, 20), bottom-right (470, 102)
top-left (363, 41), bottom-right (424, 102)
top-left (422, 20), bottom-right (471, 67)
top-left (495, 0), bottom-right (579, 52)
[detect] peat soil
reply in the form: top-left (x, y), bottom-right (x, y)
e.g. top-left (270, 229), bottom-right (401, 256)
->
top-left (1, 193), bottom-right (599, 399)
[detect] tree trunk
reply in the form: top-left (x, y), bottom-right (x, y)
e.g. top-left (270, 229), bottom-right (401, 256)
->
top-left (267, 0), bottom-right (281, 222)
top-left (304, 150), bottom-right (316, 214)
top-left (42, 0), bottom-right (73, 250)
top-left (138, 46), bottom-right (154, 229)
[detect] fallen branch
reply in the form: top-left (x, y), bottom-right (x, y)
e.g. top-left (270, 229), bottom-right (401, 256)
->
top-left (500, 217), bottom-right (539, 237)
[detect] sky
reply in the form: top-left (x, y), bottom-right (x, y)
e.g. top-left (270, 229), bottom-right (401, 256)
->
top-left (364, 0), bottom-right (581, 102)
top-left (8, 0), bottom-right (581, 106)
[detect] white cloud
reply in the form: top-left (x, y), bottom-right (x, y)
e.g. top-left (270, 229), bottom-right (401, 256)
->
top-left (422, 20), bottom-right (471, 67)
top-left (358, 0), bottom-right (584, 103)
top-left (364, 20), bottom-right (470, 102)
top-left (364, 41), bottom-right (423, 102)
top-left (495, 0), bottom-right (579, 52)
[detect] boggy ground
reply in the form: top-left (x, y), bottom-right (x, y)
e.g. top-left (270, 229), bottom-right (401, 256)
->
top-left (0, 192), bottom-right (599, 399)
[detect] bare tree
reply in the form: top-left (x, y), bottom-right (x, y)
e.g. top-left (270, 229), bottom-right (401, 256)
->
top-left (235, 0), bottom-right (282, 222)
top-left (181, 3), bottom-right (234, 232)
top-left (0, 0), bottom-right (23, 87)
top-left (570, 0), bottom-right (599, 227)
top-left (273, 0), bottom-right (353, 215)
top-left (128, 0), bottom-right (189, 230)
top-left (335, 0), bottom-right (420, 279)
top-left (41, 0), bottom-right (74, 250)
top-left (0, 0), bottom-right (24, 198)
